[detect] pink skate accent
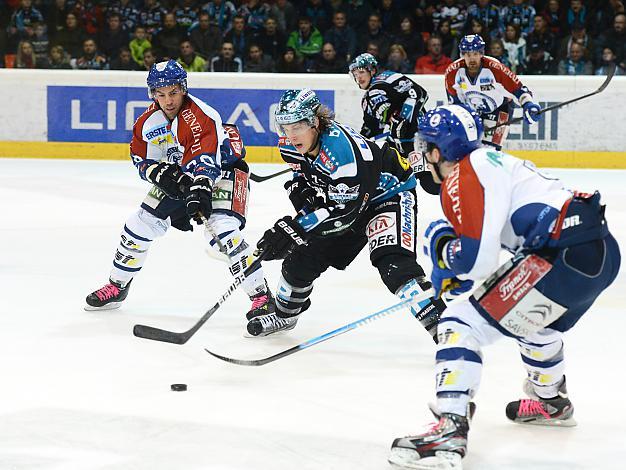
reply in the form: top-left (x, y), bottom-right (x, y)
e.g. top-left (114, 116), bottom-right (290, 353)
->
top-left (250, 294), bottom-right (268, 310)
top-left (95, 284), bottom-right (120, 301)
top-left (517, 399), bottom-right (551, 419)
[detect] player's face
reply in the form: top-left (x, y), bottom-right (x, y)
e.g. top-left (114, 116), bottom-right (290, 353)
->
top-left (463, 51), bottom-right (482, 74)
top-left (154, 84), bottom-right (185, 120)
top-left (281, 120), bottom-right (318, 154)
top-left (352, 68), bottom-right (372, 89)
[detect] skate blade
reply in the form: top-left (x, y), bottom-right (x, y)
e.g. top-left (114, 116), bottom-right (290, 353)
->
top-left (84, 302), bottom-right (123, 312)
top-left (388, 449), bottom-right (462, 470)
top-left (243, 327), bottom-right (295, 339)
top-left (514, 416), bottom-right (577, 427)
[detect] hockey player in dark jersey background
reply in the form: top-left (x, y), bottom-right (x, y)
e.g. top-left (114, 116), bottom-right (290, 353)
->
top-left (445, 34), bottom-right (542, 147)
top-left (246, 88), bottom-right (447, 340)
top-left (349, 52), bottom-right (440, 194)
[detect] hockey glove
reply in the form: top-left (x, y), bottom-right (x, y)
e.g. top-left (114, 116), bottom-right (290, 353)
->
top-left (285, 177), bottom-right (324, 212)
top-left (185, 176), bottom-right (213, 223)
top-left (145, 162), bottom-right (192, 200)
top-left (522, 101), bottom-right (542, 125)
top-left (258, 216), bottom-right (308, 261)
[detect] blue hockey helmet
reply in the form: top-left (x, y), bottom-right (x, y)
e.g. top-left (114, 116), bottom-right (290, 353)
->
top-left (458, 34), bottom-right (486, 54)
top-left (147, 60), bottom-right (187, 98)
top-left (416, 105), bottom-right (483, 162)
top-left (348, 53), bottom-right (378, 74)
top-left (275, 88), bottom-right (321, 135)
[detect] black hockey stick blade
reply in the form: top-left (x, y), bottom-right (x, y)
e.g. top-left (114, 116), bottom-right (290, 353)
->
top-left (249, 168), bottom-right (291, 182)
top-left (133, 254), bottom-right (265, 344)
top-left (205, 293), bottom-right (433, 366)
top-left (486, 64), bottom-right (617, 132)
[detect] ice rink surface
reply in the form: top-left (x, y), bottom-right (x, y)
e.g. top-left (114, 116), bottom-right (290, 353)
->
top-left (0, 159), bottom-right (624, 470)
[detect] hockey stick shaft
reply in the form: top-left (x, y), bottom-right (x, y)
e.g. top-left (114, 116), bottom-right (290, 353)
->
top-left (205, 289), bottom-right (434, 366)
top-left (485, 64), bottom-right (616, 132)
top-left (133, 251), bottom-right (265, 344)
top-left (249, 168), bottom-right (291, 182)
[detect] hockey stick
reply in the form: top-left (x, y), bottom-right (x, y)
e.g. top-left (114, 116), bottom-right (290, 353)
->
top-left (133, 250), bottom-right (266, 344)
top-left (249, 168), bottom-right (291, 182)
top-left (205, 289), bottom-right (434, 366)
top-left (485, 64), bottom-right (616, 132)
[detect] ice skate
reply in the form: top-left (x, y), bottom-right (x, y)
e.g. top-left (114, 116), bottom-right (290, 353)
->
top-left (246, 311), bottom-right (299, 337)
top-left (505, 377), bottom-right (576, 427)
top-left (85, 279), bottom-right (132, 311)
top-left (389, 412), bottom-right (468, 470)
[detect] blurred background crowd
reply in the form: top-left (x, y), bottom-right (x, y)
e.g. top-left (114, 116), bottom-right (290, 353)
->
top-left (1, 0), bottom-right (624, 76)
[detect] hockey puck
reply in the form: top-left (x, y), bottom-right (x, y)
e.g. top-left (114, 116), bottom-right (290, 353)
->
top-left (170, 383), bottom-right (187, 392)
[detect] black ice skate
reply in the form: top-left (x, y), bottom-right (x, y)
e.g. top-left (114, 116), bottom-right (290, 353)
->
top-left (389, 412), bottom-right (468, 470)
top-left (246, 311), bottom-right (299, 337)
top-left (246, 287), bottom-right (276, 320)
top-left (505, 378), bottom-right (576, 427)
top-left (85, 279), bottom-right (132, 311)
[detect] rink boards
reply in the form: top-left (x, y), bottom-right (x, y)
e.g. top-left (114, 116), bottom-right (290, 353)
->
top-left (0, 69), bottom-right (624, 168)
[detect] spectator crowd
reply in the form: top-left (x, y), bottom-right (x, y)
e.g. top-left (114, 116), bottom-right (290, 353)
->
top-left (1, 0), bottom-right (624, 76)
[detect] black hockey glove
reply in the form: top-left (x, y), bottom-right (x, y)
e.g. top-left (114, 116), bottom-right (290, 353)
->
top-left (257, 216), bottom-right (308, 261)
top-left (185, 176), bottom-right (213, 223)
top-left (390, 117), bottom-right (416, 155)
top-left (284, 177), bottom-right (324, 212)
top-left (145, 162), bottom-right (192, 200)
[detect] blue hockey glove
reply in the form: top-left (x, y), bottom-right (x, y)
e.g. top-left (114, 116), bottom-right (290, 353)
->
top-left (523, 101), bottom-right (542, 125)
top-left (431, 267), bottom-right (474, 299)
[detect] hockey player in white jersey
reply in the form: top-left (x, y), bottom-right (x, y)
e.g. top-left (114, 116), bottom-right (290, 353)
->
top-left (85, 60), bottom-right (275, 330)
top-left (388, 105), bottom-right (620, 470)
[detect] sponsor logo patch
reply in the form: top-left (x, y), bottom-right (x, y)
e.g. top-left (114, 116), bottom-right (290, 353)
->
top-left (367, 212), bottom-right (397, 252)
top-left (328, 183), bottom-right (360, 204)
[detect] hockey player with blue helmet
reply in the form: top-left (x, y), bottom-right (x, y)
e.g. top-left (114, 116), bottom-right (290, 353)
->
top-left (246, 88), bottom-right (448, 340)
top-left (388, 104), bottom-right (620, 469)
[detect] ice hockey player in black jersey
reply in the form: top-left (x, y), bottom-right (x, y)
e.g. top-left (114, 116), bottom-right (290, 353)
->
top-left (349, 52), bottom-right (439, 194)
top-left (247, 88), bottom-right (447, 340)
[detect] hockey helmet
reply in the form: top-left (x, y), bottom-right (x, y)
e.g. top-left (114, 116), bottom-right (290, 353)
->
top-left (458, 34), bottom-right (486, 54)
top-left (348, 53), bottom-right (378, 74)
top-left (147, 60), bottom-right (188, 98)
top-left (275, 88), bottom-right (321, 135)
top-left (416, 105), bottom-right (483, 162)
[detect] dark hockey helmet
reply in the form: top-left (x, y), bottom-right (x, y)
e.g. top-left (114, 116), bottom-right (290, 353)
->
top-left (416, 105), bottom-right (483, 162)
top-left (349, 53), bottom-right (378, 75)
top-left (147, 60), bottom-right (188, 98)
top-left (275, 88), bottom-right (321, 135)
top-left (459, 34), bottom-right (486, 54)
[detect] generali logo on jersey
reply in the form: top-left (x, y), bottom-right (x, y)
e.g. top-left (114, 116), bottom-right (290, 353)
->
top-left (444, 163), bottom-right (462, 225)
top-left (180, 108), bottom-right (203, 155)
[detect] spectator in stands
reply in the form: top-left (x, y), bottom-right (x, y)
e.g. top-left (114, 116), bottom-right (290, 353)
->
top-left (345, 0), bottom-right (373, 33)
top-left (153, 12), bottom-right (185, 59)
top-left (304, 0), bottom-right (332, 34)
top-left (287, 16), bottom-right (323, 69)
top-left (559, 20), bottom-right (594, 63)
top-left (210, 41), bottom-right (243, 71)
top-left (465, 0), bottom-right (502, 39)
top-left (46, 0), bottom-right (70, 39)
top-left (503, 23), bottom-right (526, 72)
top-left (564, 0), bottom-right (589, 33)
top-left (542, 0), bottom-right (566, 38)
top-left (15, 39), bottom-right (38, 68)
top-left (69, 0), bottom-right (103, 37)
top-left (140, 0), bottom-right (167, 38)
top-left (243, 42), bottom-right (274, 72)
top-left (99, 13), bottom-right (129, 61)
top-left (393, 15), bottom-right (424, 64)
top-left (141, 47), bottom-right (156, 70)
top-left (378, 0), bottom-right (401, 33)
top-left (238, 0), bottom-right (271, 33)
top-left (488, 38), bottom-right (512, 68)
top-left (253, 16), bottom-right (285, 61)
top-left (432, 0), bottom-right (467, 37)
top-left (110, 0), bottom-right (140, 33)
top-left (54, 12), bottom-right (85, 59)
top-left (521, 41), bottom-right (557, 74)
top-left (130, 25), bottom-right (151, 67)
top-left (276, 46), bottom-right (303, 72)
top-left (595, 46), bottom-right (626, 75)
top-left (270, 0), bottom-right (297, 34)
top-left (312, 41), bottom-right (346, 73)
top-left (203, 0), bottom-right (238, 36)
top-left (45, 44), bottom-right (72, 69)
top-left (501, 0), bottom-right (536, 37)
top-left (385, 43), bottom-right (411, 73)
top-left (178, 39), bottom-right (207, 72)
top-left (365, 41), bottom-right (381, 63)
top-left (224, 15), bottom-right (251, 60)
top-left (324, 10), bottom-right (357, 63)
top-left (435, 19), bottom-right (458, 61)
top-left (31, 22), bottom-right (49, 64)
top-left (594, 0), bottom-right (626, 37)
top-left (110, 46), bottom-right (140, 70)
top-left (558, 41), bottom-right (592, 75)
top-left (358, 13), bottom-right (392, 59)
top-left (189, 11), bottom-right (222, 60)
top-left (414, 35), bottom-right (452, 74)
top-left (8, 0), bottom-right (44, 47)
top-left (71, 37), bottom-right (108, 70)
top-left (595, 13), bottom-right (626, 70)
top-left (175, 0), bottom-right (198, 31)
top-left (526, 14), bottom-right (557, 59)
